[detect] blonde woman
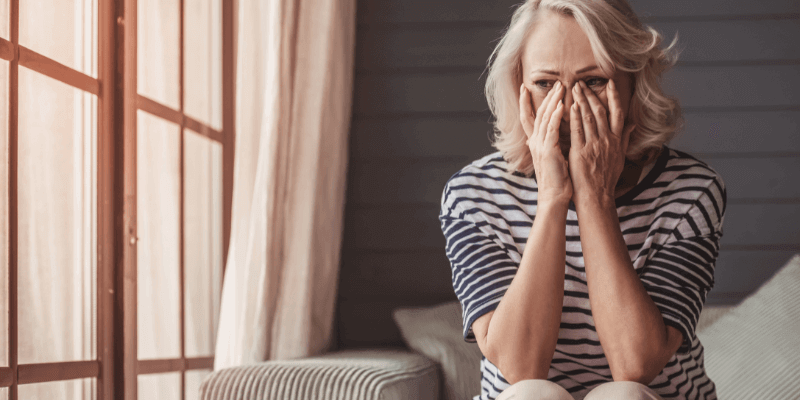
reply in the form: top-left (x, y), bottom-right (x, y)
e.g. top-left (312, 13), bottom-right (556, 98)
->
top-left (439, 1), bottom-right (725, 399)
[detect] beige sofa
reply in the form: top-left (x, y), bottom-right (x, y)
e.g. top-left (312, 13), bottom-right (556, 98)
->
top-left (199, 254), bottom-right (800, 400)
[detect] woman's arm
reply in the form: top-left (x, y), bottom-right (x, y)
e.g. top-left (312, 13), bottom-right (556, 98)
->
top-left (480, 200), bottom-right (569, 385)
top-left (476, 81), bottom-right (575, 385)
top-left (568, 79), bottom-right (681, 384)
top-left (574, 198), bottom-right (683, 384)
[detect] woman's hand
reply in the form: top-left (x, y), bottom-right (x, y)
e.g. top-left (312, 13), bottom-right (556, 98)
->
top-left (519, 81), bottom-right (572, 207)
top-left (568, 79), bottom-right (636, 207)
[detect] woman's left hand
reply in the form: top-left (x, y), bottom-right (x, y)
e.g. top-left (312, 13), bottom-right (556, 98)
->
top-left (568, 79), bottom-right (636, 206)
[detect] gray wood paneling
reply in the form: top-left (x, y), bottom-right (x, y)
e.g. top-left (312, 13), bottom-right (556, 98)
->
top-left (671, 111), bottom-right (800, 154)
top-left (356, 20), bottom-right (800, 70)
top-left (350, 115), bottom-right (495, 158)
top-left (357, 0), bottom-right (799, 24)
top-left (337, 0), bottom-right (800, 350)
top-left (353, 66), bottom-right (800, 115)
top-left (345, 158), bottom-right (800, 205)
top-left (338, 250), bottom-right (455, 301)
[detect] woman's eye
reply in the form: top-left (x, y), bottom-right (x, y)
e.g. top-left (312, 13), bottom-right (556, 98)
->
top-left (534, 80), bottom-right (552, 89)
top-left (584, 77), bottom-right (608, 87)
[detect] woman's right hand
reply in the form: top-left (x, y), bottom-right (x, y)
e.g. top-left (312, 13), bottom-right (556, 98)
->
top-left (519, 81), bottom-right (573, 207)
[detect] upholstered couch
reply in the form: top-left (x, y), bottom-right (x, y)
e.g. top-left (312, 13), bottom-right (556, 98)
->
top-left (199, 254), bottom-right (800, 400)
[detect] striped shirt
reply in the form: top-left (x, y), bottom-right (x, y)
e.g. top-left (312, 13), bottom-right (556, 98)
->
top-left (439, 146), bottom-right (725, 400)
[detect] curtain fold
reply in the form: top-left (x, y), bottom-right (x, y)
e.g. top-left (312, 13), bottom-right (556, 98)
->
top-left (213, 0), bottom-right (357, 369)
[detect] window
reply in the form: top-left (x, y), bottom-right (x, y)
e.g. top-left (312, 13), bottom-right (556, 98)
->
top-left (0, 0), bottom-right (235, 398)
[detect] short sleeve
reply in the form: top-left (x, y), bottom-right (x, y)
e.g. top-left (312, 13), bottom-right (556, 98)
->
top-left (440, 203), bottom-right (518, 343)
top-left (639, 182), bottom-right (726, 355)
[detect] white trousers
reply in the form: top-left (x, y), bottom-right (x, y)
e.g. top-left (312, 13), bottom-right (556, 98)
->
top-left (495, 379), bottom-right (665, 400)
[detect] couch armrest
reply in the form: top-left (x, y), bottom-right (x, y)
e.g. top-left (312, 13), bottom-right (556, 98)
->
top-left (200, 348), bottom-right (441, 400)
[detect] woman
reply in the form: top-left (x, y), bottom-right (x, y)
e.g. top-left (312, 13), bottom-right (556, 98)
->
top-left (439, 1), bottom-right (725, 399)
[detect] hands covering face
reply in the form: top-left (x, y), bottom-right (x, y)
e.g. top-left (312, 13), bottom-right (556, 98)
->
top-left (519, 79), bottom-right (636, 207)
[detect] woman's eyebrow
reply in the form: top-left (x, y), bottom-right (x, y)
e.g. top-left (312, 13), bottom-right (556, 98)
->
top-left (531, 65), bottom-right (599, 76)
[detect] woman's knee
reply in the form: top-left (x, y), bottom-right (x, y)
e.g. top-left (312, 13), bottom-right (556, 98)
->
top-left (583, 381), bottom-right (663, 400)
top-left (496, 379), bottom-right (574, 400)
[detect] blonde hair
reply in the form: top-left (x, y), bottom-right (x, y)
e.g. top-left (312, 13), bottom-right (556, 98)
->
top-left (485, 0), bottom-right (681, 177)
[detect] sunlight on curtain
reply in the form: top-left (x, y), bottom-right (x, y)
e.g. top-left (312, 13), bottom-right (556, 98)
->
top-left (138, 373), bottom-right (180, 400)
top-left (18, 379), bottom-right (94, 399)
top-left (138, 0), bottom-right (179, 109)
top-left (13, 0), bottom-right (98, 396)
top-left (184, 0), bottom-right (222, 130)
top-left (0, 0), bottom-right (8, 39)
top-left (0, 60), bottom-right (7, 368)
top-left (185, 370), bottom-right (211, 400)
top-left (184, 131), bottom-right (222, 358)
top-left (20, 0), bottom-right (97, 78)
top-left (137, 111), bottom-right (181, 360)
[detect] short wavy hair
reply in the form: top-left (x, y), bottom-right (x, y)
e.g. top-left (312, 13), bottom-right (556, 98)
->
top-left (485, 0), bottom-right (681, 177)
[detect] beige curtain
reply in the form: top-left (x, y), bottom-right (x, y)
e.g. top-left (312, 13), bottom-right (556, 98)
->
top-left (213, 0), bottom-right (357, 369)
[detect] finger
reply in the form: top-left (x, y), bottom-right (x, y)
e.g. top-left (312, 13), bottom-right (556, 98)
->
top-left (519, 84), bottom-right (535, 139)
top-left (573, 81), bottom-right (596, 143)
top-left (536, 81), bottom-right (564, 143)
top-left (579, 81), bottom-right (610, 138)
top-left (607, 79), bottom-right (625, 137)
top-left (533, 83), bottom-right (553, 139)
top-left (570, 101), bottom-right (585, 148)
top-left (545, 100), bottom-right (565, 148)
top-left (621, 123), bottom-right (636, 155)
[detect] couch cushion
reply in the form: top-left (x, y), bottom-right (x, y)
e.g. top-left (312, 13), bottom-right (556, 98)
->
top-left (698, 254), bottom-right (800, 400)
top-left (393, 299), bottom-right (739, 400)
top-left (200, 349), bottom-right (440, 400)
top-left (393, 301), bottom-right (482, 400)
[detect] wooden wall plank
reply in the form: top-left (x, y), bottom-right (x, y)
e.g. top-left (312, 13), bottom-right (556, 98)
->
top-left (708, 250), bottom-right (798, 304)
top-left (349, 112), bottom-right (800, 159)
top-left (346, 157), bottom-right (800, 205)
top-left (722, 204), bottom-right (800, 246)
top-left (338, 250), bottom-right (454, 301)
top-left (342, 203), bottom-right (800, 251)
top-left (671, 111), bottom-right (800, 154)
top-left (356, 0), bottom-right (799, 25)
top-left (662, 65), bottom-right (800, 109)
top-left (355, 20), bottom-right (800, 70)
top-left (353, 66), bottom-right (800, 115)
top-left (350, 115), bottom-right (495, 158)
top-left (342, 206), bottom-right (444, 250)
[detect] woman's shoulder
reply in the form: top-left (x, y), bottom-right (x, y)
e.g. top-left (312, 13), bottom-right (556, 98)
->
top-left (654, 146), bottom-right (727, 219)
top-left (659, 146), bottom-right (726, 191)
top-left (440, 151), bottom-right (536, 215)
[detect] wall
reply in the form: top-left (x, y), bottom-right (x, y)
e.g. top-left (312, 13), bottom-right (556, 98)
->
top-left (335, 0), bottom-right (800, 349)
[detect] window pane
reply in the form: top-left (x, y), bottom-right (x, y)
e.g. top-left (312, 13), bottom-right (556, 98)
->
top-left (0, 387), bottom-right (7, 400)
top-left (138, 0), bottom-right (179, 109)
top-left (184, 0), bottom-right (222, 130)
top-left (18, 378), bottom-right (95, 400)
top-left (184, 131), bottom-right (222, 357)
top-left (186, 369), bottom-right (212, 400)
top-left (139, 372), bottom-right (180, 400)
top-left (19, 0), bottom-right (98, 78)
top-left (18, 67), bottom-right (97, 364)
top-left (137, 111), bottom-right (181, 360)
top-left (0, 0), bottom-right (7, 39)
top-left (0, 60), bottom-right (7, 367)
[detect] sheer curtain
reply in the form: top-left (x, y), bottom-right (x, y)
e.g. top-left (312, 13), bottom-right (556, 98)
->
top-left (213, 0), bottom-right (357, 369)
top-left (15, 0), bottom-right (97, 398)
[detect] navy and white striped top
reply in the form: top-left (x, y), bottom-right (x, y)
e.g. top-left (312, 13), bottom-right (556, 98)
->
top-left (439, 146), bottom-right (725, 400)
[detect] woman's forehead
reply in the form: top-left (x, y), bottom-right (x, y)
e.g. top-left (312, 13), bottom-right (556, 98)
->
top-left (522, 10), bottom-right (597, 73)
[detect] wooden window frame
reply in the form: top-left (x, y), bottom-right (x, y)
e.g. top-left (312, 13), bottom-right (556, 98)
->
top-left (1, 0), bottom-right (236, 398)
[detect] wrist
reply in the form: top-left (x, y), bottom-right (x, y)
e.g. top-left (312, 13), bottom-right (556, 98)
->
top-left (536, 198), bottom-right (571, 215)
top-left (574, 194), bottom-right (617, 215)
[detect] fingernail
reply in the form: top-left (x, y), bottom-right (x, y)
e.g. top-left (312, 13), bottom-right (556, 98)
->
top-left (609, 80), bottom-right (615, 91)
top-left (579, 81), bottom-right (587, 89)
